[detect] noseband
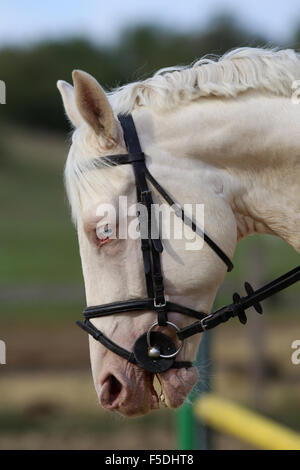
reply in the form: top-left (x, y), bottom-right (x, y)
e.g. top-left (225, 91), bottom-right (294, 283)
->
top-left (77, 114), bottom-right (300, 373)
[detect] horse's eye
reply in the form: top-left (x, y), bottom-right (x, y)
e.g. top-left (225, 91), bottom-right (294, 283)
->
top-left (97, 224), bottom-right (114, 238)
top-left (95, 224), bottom-right (116, 247)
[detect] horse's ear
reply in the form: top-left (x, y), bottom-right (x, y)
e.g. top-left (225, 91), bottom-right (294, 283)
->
top-left (72, 70), bottom-right (117, 142)
top-left (57, 80), bottom-right (82, 128)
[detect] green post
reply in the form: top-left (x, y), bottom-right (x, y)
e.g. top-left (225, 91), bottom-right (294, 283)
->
top-left (176, 331), bottom-right (212, 450)
top-left (175, 399), bottom-right (195, 449)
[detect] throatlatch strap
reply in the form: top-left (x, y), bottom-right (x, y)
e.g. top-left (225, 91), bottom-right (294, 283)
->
top-left (144, 168), bottom-right (234, 272)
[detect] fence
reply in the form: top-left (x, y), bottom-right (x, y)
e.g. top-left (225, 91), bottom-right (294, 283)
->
top-left (194, 394), bottom-right (300, 450)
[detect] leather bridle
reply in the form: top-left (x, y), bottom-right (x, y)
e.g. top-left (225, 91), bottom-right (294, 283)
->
top-left (77, 114), bottom-right (300, 373)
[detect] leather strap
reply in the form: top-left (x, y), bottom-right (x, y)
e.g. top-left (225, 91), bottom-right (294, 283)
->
top-left (144, 167), bottom-right (234, 272)
top-left (177, 266), bottom-right (300, 340)
top-left (77, 319), bottom-right (192, 369)
top-left (77, 319), bottom-right (136, 363)
top-left (118, 114), bottom-right (168, 324)
top-left (83, 298), bottom-right (207, 321)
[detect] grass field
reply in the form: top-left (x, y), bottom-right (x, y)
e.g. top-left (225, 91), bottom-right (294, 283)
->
top-left (0, 123), bottom-right (81, 285)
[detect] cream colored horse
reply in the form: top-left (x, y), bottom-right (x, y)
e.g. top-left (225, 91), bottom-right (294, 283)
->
top-left (58, 48), bottom-right (300, 416)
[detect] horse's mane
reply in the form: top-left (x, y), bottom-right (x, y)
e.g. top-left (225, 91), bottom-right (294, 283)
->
top-left (109, 47), bottom-right (300, 114)
top-left (66, 47), bottom-right (300, 223)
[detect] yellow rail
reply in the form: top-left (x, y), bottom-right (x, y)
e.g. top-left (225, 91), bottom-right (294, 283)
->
top-left (194, 394), bottom-right (300, 450)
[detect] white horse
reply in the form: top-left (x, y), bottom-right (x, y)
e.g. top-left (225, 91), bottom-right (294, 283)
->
top-left (57, 47), bottom-right (300, 417)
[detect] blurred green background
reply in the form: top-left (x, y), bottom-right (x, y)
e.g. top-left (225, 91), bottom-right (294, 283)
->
top-left (0, 4), bottom-right (300, 450)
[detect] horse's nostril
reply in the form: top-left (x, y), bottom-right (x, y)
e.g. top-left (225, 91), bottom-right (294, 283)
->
top-left (108, 374), bottom-right (122, 404)
top-left (99, 374), bottom-right (123, 408)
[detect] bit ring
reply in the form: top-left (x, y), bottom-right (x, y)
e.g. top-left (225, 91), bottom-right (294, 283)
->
top-left (146, 321), bottom-right (183, 359)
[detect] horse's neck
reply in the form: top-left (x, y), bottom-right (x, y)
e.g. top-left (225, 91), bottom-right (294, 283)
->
top-left (139, 92), bottom-right (300, 252)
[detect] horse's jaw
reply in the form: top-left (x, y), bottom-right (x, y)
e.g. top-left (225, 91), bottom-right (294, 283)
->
top-left (96, 363), bottom-right (199, 417)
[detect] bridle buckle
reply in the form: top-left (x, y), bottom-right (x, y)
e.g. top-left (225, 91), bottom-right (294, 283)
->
top-left (200, 313), bottom-right (214, 331)
top-left (141, 189), bottom-right (152, 203)
top-left (154, 297), bottom-right (167, 308)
